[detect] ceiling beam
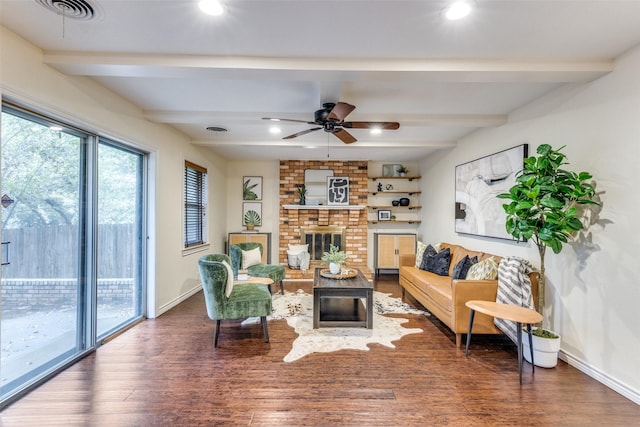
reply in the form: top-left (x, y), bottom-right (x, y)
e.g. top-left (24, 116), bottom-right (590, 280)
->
top-left (44, 52), bottom-right (613, 83)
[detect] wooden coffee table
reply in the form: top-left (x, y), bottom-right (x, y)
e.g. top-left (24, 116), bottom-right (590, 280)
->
top-left (465, 300), bottom-right (543, 384)
top-left (313, 267), bottom-right (373, 329)
top-left (234, 276), bottom-right (275, 294)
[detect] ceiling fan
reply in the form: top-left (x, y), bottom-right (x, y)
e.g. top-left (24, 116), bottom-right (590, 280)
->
top-left (262, 102), bottom-right (400, 144)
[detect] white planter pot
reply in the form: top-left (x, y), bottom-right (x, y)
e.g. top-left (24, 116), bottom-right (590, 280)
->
top-left (522, 328), bottom-right (561, 368)
top-left (329, 262), bottom-right (341, 274)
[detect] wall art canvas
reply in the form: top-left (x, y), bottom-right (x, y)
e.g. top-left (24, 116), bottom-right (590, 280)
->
top-left (242, 176), bottom-right (262, 200)
top-left (242, 202), bottom-right (262, 227)
top-left (455, 144), bottom-right (528, 239)
top-left (327, 176), bottom-right (349, 205)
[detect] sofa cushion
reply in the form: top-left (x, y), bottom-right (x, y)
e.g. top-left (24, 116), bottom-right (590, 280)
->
top-left (418, 244), bottom-right (438, 270)
top-left (451, 255), bottom-right (478, 280)
top-left (426, 277), bottom-right (454, 313)
top-left (423, 247), bottom-right (451, 276)
top-left (466, 256), bottom-right (499, 280)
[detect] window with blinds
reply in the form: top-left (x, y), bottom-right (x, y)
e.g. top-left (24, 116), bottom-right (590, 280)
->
top-left (184, 160), bottom-right (207, 247)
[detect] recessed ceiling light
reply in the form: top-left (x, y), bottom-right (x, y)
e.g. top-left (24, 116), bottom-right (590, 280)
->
top-left (269, 126), bottom-right (281, 134)
top-left (199, 0), bottom-right (224, 16)
top-left (370, 128), bottom-right (382, 135)
top-left (445, 1), bottom-right (472, 20)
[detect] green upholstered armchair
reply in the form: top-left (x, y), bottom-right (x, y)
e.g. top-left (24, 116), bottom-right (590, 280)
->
top-left (229, 242), bottom-right (286, 295)
top-left (198, 254), bottom-right (272, 347)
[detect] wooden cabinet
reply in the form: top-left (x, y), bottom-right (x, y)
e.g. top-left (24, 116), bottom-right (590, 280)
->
top-left (227, 232), bottom-right (271, 264)
top-left (374, 233), bottom-right (416, 276)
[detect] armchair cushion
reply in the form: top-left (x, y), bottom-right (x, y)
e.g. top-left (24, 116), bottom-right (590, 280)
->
top-left (242, 247), bottom-right (262, 269)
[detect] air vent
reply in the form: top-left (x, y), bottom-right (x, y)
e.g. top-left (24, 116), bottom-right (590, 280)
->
top-left (206, 126), bottom-right (228, 132)
top-left (35, 0), bottom-right (96, 20)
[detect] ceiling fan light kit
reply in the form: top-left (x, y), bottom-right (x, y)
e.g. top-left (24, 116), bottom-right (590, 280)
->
top-left (263, 102), bottom-right (400, 145)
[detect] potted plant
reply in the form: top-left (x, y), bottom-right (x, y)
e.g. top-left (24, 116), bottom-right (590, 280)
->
top-left (298, 184), bottom-right (307, 205)
top-left (397, 165), bottom-right (409, 176)
top-left (243, 209), bottom-right (261, 231)
top-left (321, 244), bottom-right (347, 274)
top-left (497, 144), bottom-right (600, 367)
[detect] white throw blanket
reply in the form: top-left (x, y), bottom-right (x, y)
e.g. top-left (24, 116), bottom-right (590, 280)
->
top-left (297, 251), bottom-right (310, 272)
top-left (494, 256), bottom-right (535, 344)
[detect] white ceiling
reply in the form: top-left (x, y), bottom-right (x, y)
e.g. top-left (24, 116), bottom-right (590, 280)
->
top-left (3, 0), bottom-right (640, 161)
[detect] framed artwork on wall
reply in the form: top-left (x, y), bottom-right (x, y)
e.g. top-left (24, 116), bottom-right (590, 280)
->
top-left (242, 202), bottom-right (262, 227)
top-left (327, 176), bottom-right (349, 205)
top-left (242, 176), bottom-right (262, 200)
top-left (454, 144), bottom-right (528, 240)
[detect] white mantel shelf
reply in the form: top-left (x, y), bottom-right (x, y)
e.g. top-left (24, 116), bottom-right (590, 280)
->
top-left (283, 205), bottom-right (366, 210)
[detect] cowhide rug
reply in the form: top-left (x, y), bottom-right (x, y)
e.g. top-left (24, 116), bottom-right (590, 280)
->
top-left (257, 289), bottom-right (429, 362)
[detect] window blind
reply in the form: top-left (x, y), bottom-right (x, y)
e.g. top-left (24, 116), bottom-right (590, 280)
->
top-left (184, 161), bottom-right (207, 247)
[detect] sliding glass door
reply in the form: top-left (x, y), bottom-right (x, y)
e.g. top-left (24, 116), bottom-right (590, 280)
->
top-left (1, 104), bottom-right (146, 405)
top-left (96, 141), bottom-right (145, 339)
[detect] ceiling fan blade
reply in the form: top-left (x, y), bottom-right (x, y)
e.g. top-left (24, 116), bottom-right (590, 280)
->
top-left (342, 121), bottom-right (400, 130)
top-left (283, 127), bottom-right (322, 139)
top-left (333, 128), bottom-right (357, 144)
top-left (328, 102), bottom-right (356, 121)
top-left (262, 117), bottom-right (316, 125)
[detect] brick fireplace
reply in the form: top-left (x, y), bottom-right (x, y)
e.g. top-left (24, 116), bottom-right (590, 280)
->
top-left (279, 160), bottom-right (370, 280)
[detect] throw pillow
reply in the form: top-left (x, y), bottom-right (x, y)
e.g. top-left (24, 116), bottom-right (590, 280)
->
top-left (288, 244), bottom-right (309, 254)
top-left (221, 260), bottom-right (234, 297)
top-left (424, 247), bottom-right (451, 276)
top-left (241, 247), bottom-right (262, 269)
top-left (451, 255), bottom-right (478, 280)
top-left (415, 241), bottom-right (428, 268)
top-left (419, 244), bottom-right (439, 271)
top-left (466, 256), bottom-right (499, 280)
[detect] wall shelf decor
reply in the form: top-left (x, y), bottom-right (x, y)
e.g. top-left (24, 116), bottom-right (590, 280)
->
top-left (367, 174), bottom-right (421, 227)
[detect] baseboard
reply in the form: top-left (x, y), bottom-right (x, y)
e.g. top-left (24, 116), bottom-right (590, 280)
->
top-left (157, 284), bottom-right (202, 317)
top-left (559, 350), bottom-right (640, 405)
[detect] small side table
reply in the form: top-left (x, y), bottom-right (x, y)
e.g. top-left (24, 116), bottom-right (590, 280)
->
top-left (465, 300), bottom-right (543, 384)
top-left (235, 276), bottom-right (275, 294)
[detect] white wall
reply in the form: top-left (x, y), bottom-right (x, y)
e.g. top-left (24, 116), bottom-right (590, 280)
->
top-left (0, 26), bottom-right (228, 317)
top-left (224, 160), bottom-right (281, 262)
top-left (418, 44), bottom-right (640, 403)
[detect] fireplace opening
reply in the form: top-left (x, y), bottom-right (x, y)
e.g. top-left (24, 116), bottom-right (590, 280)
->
top-left (300, 226), bottom-right (346, 261)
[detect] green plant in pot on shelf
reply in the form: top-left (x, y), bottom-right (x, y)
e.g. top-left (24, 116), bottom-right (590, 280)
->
top-left (243, 209), bottom-right (261, 231)
top-left (497, 144), bottom-right (600, 367)
top-left (397, 165), bottom-right (409, 176)
top-left (321, 244), bottom-right (347, 275)
top-left (298, 184), bottom-right (307, 205)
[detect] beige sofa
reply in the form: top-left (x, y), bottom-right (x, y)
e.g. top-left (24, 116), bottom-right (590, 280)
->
top-left (399, 242), bottom-right (539, 347)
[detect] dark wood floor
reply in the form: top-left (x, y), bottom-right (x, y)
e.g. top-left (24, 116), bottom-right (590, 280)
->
top-left (2, 275), bottom-right (638, 426)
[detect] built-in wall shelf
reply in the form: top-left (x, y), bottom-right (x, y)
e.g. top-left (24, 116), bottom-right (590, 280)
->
top-left (369, 191), bottom-right (421, 196)
top-left (368, 220), bottom-right (422, 224)
top-left (368, 205), bottom-right (422, 210)
top-left (283, 204), bottom-right (366, 210)
top-left (367, 175), bottom-right (421, 228)
top-left (370, 176), bottom-right (421, 181)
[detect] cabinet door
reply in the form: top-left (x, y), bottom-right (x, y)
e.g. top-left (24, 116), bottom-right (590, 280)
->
top-left (376, 235), bottom-right (398, 269)
top-left (397, 235), bottom-right (416, 260)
